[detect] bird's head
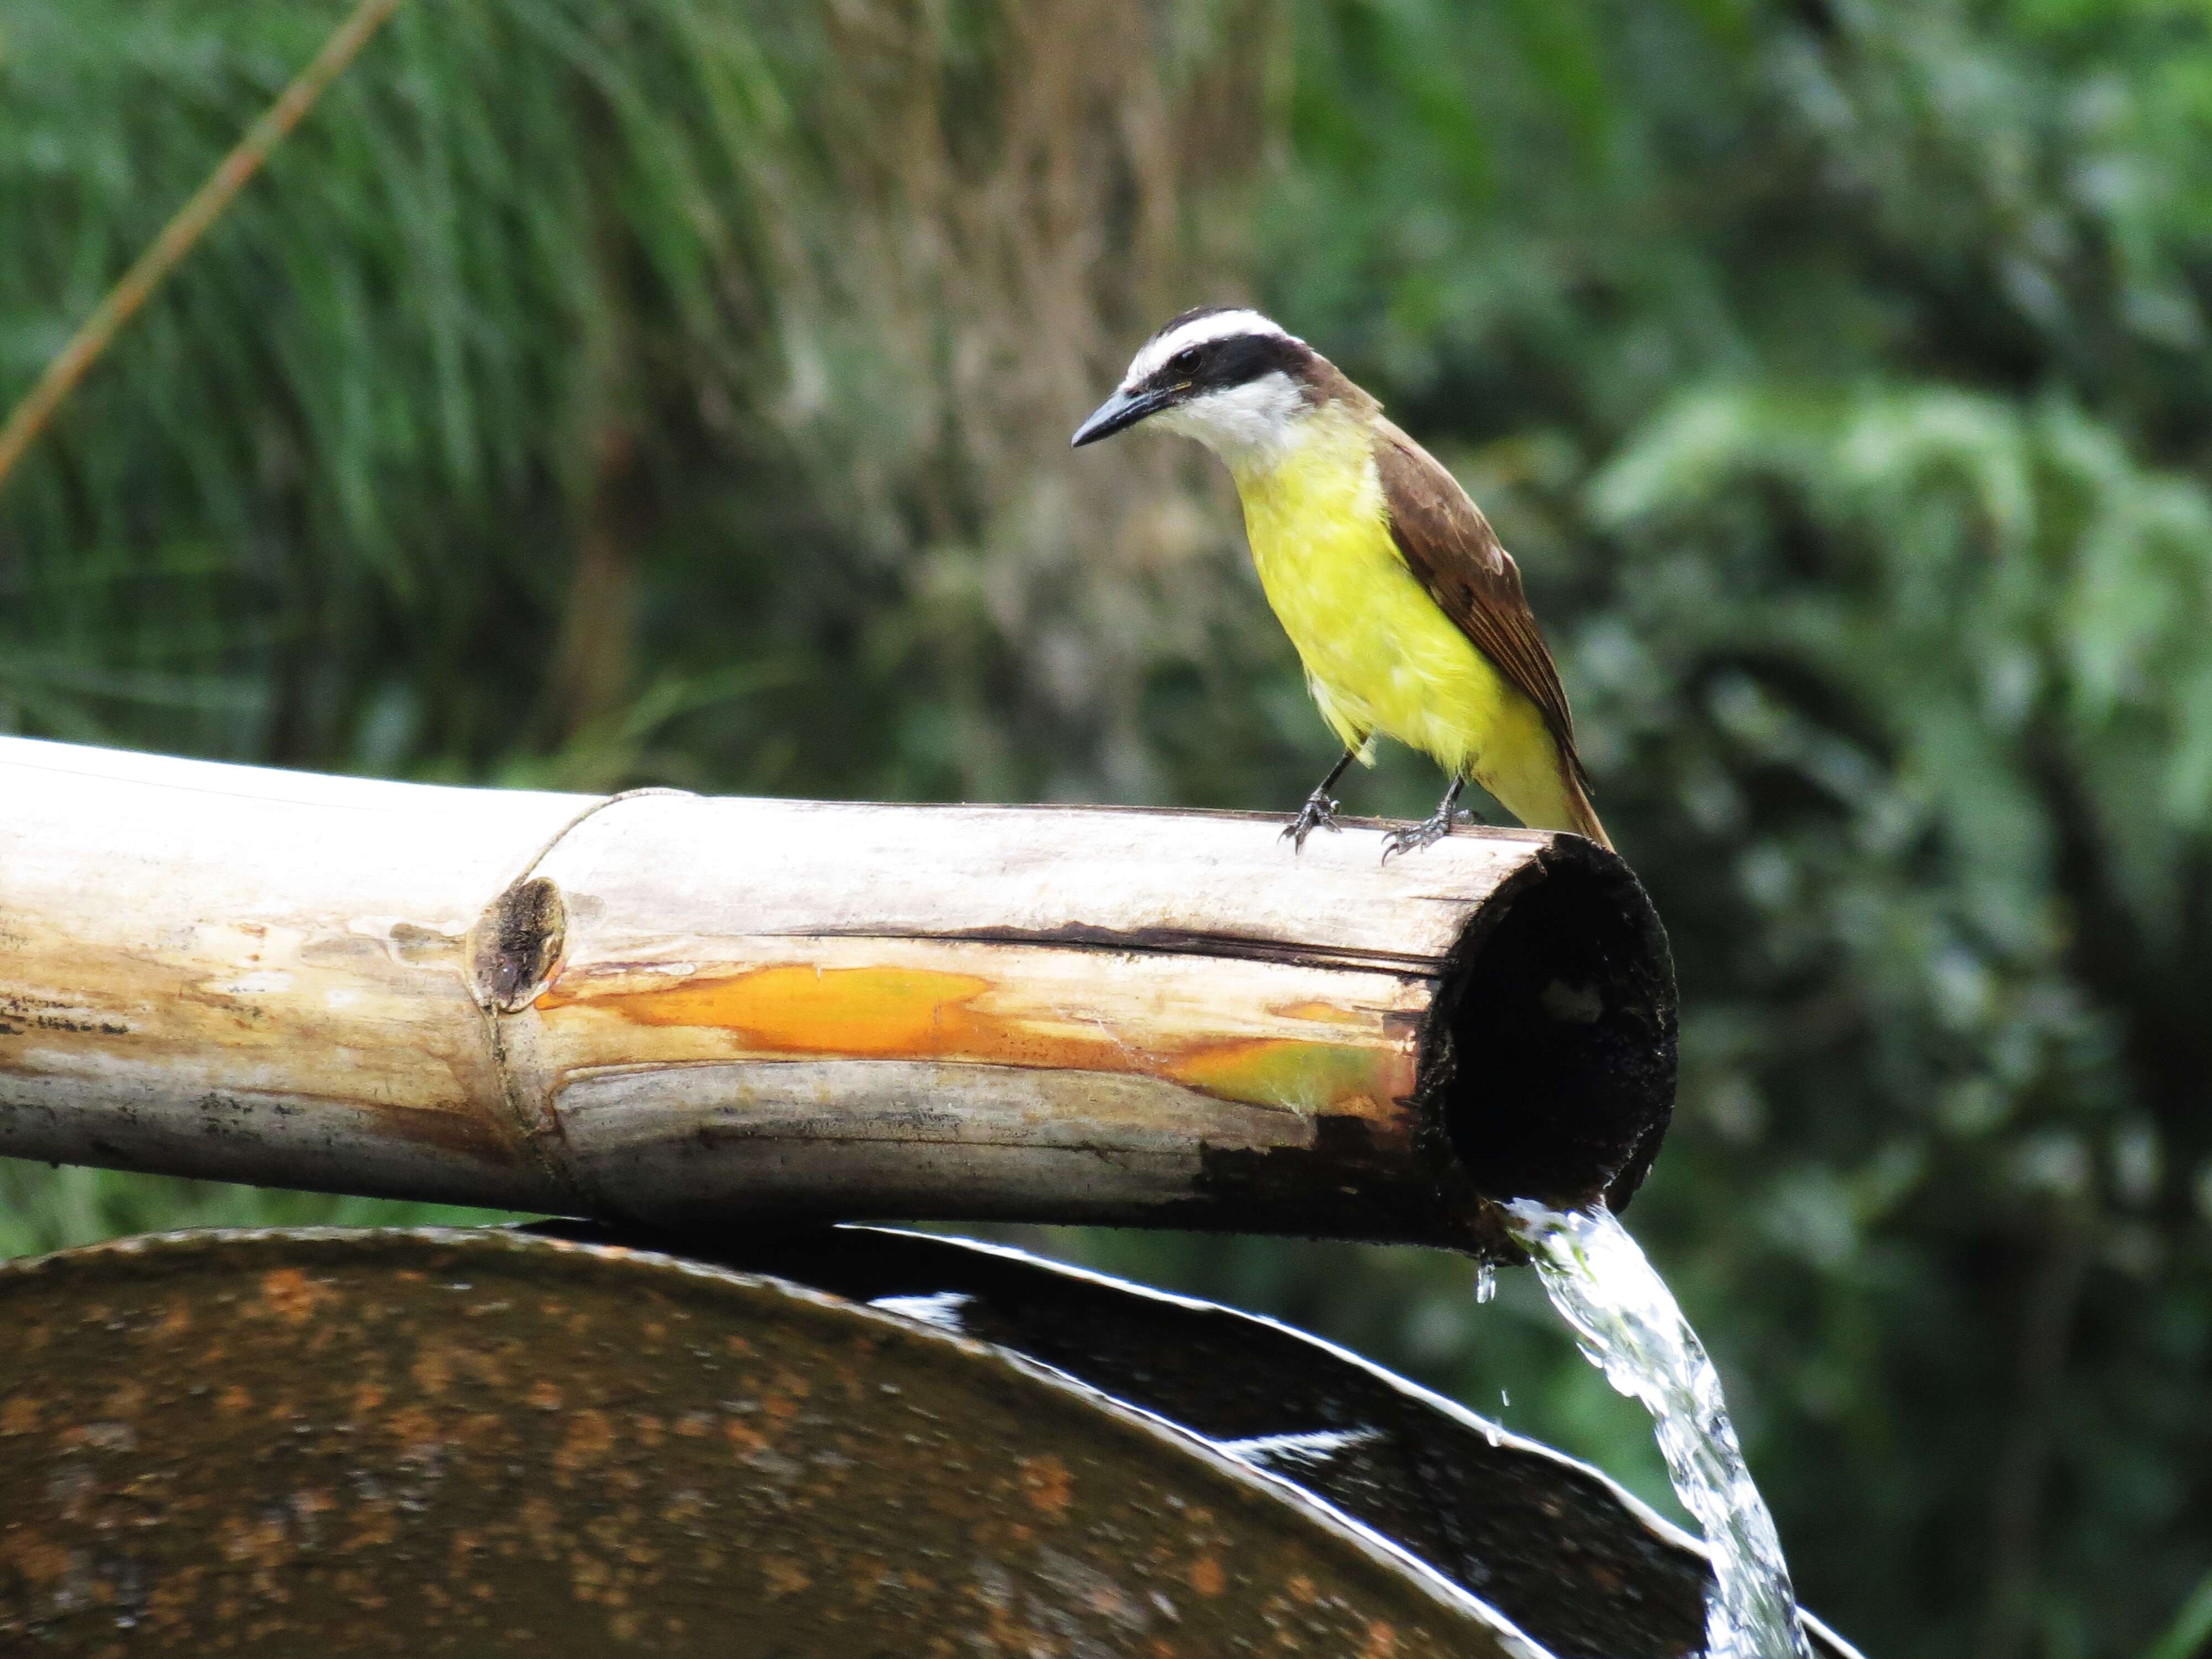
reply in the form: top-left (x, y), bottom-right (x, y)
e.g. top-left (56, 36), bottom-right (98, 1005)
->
top-left (1072, 307), bottom-right (1342, 467)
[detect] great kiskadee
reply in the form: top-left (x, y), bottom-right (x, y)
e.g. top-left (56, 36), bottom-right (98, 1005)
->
top-left (1073, 306), bottom-right (1610, 857)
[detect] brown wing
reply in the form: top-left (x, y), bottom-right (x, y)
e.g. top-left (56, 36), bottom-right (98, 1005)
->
top-left (1373, 419), bottom-right (1593, 795)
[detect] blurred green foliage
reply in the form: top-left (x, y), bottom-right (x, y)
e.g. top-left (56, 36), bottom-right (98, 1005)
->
top-left (3, 2), bottom-right (2210, 1655)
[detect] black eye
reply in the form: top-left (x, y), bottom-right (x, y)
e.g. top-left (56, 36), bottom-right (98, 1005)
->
top-left (1170, 347), bottom-right (1201, 373)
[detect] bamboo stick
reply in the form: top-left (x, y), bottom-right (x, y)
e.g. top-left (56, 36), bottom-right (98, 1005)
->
top-left (0, 0), bottom-right (405, 496)
top-left (0, 737), bottom-right (1674, 1252)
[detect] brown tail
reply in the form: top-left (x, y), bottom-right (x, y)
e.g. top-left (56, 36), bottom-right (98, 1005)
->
top-left (1563, 770), bottom-right (1613, 851)
top-left (1484, 742), bottom-right (1615, 849)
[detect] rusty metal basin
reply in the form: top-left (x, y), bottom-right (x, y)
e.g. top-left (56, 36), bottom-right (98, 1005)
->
top-left (0, 1225), bottom-right (1859, 1658)
top-left (603, 1224), bottom-right (1858, 1659)
top-left (0, 1227), bottom-right (1540, 1656)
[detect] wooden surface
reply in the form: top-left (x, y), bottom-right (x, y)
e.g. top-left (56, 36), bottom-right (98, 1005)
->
top-left (0, 737), bottom-right (1661, 1247)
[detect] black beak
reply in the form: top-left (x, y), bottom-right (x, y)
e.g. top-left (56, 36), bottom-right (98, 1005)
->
top-left (1071, 384), bottom-right (1178, 448)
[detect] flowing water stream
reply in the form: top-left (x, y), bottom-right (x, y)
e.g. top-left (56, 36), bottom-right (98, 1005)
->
top-left (1504, 1199), bottom-right (1812, 1659)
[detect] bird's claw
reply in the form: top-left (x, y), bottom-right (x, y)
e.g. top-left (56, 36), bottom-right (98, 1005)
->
top-left (1380, 808), bottom-right (1463, 864)
top-left (1282, 790), bottom-right (1343, 853)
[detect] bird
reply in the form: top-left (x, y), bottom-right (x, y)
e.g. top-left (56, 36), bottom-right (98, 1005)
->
top-left (1072, 305), bottom-right (1610, 859)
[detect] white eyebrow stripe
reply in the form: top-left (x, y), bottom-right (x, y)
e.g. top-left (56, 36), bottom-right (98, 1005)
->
top-left (1124, 309), bottom-right (1290, 387)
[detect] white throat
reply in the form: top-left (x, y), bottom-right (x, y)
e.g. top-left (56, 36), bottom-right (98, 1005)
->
top-left (1152, 371), bottom-right (1310, 471)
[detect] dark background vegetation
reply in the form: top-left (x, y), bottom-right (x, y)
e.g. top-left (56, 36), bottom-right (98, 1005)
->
top-left (5, 3), bottom-right (2211, 1655)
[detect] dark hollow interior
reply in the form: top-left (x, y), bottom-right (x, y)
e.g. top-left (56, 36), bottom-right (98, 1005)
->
top-left (1436, 842), bottom-right (1678, 1212)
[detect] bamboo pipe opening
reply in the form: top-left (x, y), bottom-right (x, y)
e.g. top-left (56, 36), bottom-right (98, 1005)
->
top-left (1424, 837), bottom-right (1676, 1216)
top-left (1168, 831), bottom-right (1676, 1252)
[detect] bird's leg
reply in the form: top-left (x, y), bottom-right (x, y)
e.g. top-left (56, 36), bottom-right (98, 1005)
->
top-left (1381, 777), bottom-right (1467, 863)
top-left (1284, 748), bottom-right (1358, 852)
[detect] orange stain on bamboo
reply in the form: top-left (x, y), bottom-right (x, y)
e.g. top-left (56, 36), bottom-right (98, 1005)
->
top-left (535, 963), bottom-right (1415, 1116)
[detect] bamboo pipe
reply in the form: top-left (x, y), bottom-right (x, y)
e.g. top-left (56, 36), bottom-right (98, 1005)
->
top-left (0, 737), bottom-right (1675, 1254)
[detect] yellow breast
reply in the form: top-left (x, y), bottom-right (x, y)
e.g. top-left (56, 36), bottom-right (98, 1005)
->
top-left (1229, 414), bottom-right (1500, 766)
top-left (1227, 412), bottom-right (1567, 821)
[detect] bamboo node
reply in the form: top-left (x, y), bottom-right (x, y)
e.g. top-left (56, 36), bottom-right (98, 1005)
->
top-left (468, 877), bottom-right (568, 1014)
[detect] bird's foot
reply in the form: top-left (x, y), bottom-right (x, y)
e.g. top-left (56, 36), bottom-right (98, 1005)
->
top-left (1282, 789), bottom-right (1343, 853)
top-left (1380, 807), bottom-right (1465, 863)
